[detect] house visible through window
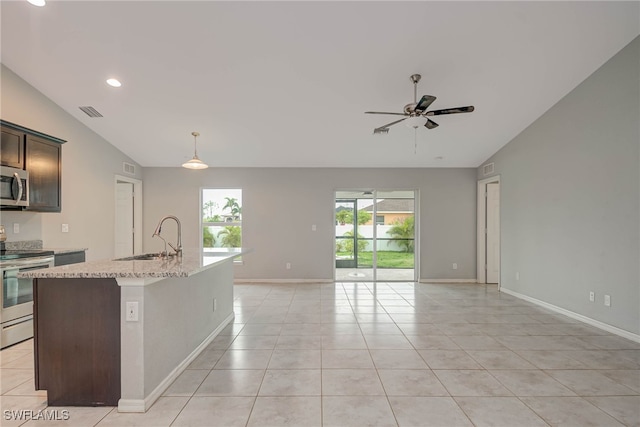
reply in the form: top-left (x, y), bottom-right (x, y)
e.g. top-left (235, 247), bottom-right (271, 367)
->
top-left (202, 189), bottom-right (242, 252)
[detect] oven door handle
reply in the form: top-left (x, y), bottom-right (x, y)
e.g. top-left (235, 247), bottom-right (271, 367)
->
top-left (13, 172), bottom-right (23, 205)
top-left (0, 257), bottom-right (54, 270)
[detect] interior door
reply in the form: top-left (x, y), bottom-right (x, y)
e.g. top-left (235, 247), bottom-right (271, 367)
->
top-left (115, 182), bottom-right (134, 258)
top-left (486, 182), bottom-right (500, 284)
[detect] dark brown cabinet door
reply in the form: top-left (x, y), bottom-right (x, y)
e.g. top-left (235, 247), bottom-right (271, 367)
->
top-left (34, 278), bottom-right (121, 406)
top-left (25, 135), bottom-right (61, 212)
top-left (1, 126), bottom-right (25, 168)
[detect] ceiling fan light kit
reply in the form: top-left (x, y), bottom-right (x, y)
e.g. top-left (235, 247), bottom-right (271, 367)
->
top-left (182, 131), bottom-right (209, 170)
top-left (366, 74), bottom-right (474, 135)
top-left (404, 116), bottom-right (428, 128)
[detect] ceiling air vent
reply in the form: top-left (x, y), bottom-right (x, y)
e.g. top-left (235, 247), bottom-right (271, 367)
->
top-left (123, 162), bottom-right (136, 175)
top-left (78, 106), bottom-right (103, 118)
top-left (483, 162), bottom-right (495, 176)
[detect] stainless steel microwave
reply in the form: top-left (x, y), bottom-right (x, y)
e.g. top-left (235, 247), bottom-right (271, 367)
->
top-left (0, 166), bottom-right (29, 207)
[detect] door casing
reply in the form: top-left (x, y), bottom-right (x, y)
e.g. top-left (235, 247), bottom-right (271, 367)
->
top-left (114, 175), bottom-right (143, 257)
top-left (476, 176), bottom-right (501, 287)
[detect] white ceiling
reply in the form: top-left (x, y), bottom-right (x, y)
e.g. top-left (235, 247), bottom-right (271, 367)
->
top-left (1, 1), bottom-right (638, 168)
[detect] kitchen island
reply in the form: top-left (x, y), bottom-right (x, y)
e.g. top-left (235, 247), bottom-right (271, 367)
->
top-left (20, 249), bottom-right (246, 413)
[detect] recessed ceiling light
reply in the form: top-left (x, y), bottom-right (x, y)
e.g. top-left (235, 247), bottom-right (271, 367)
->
top-left (27, 0), bottom-right (46, 6)
top-left (106, 78), bottom-right (122, 88)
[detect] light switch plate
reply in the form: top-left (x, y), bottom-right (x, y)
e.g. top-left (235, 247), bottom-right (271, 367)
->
top-left (61, 224), bottom-right (69, 233)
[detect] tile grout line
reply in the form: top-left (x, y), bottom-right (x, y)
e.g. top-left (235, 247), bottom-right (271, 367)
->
top-left (245, 286), bottom-right (280, 427)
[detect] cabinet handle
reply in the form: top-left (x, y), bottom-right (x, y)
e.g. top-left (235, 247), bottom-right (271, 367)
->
top-left (13, 172), bottom-right (23, 204)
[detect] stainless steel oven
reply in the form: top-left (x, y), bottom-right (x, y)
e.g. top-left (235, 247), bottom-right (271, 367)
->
top-left (1, 254), bottom-right (54, 348)
top-left (0, 166), bottom-right (29, 208)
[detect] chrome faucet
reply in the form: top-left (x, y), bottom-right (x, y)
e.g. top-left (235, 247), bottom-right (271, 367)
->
top-left (152, 215), bottom-right (182, 258)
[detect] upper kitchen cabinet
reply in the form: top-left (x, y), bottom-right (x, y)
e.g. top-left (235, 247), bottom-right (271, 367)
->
top-left (25, 134), bottom-right (62, 212)
top-left (1, 126), bottom-right (25, 169)
top-left (0, 120), bottom-right (66, 213)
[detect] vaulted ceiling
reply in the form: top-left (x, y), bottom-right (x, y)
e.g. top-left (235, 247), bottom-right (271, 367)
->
top-left (1, 1), bottom-right (638, 168)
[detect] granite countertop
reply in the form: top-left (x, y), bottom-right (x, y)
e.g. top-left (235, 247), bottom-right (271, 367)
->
top-left (2, 240), bottom-right (87, 254)
top-left (19, 248), bottom-right (246, 279)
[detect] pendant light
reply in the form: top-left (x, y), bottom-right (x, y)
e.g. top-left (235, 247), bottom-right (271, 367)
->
top-left (182, 131), bottom-right (208, 170)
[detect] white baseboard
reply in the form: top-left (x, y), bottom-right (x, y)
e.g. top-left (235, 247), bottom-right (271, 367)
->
top-left (500, 287), bottom-right (640, 344)
top-left (419, 279), bottom-right (479, 284)
top-left (118, 312), bottom-right (235, 413)
top-left (117, 399), bottom-right (145, 413)
top-left (237, 279), bottom-right (481, 284)
top-left (235, 279), bottom-right (333, 284)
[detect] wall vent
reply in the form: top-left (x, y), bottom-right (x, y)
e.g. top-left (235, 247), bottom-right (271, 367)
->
top-left (78, 106), bottom-right (103, 118)
top-left (123, 162), bottom-right (136, 175)
top-left (483, 162), bottom-right (495, 176)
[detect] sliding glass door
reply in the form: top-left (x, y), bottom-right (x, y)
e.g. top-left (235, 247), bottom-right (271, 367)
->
top-left (335, 190), bottom-right (415, 282)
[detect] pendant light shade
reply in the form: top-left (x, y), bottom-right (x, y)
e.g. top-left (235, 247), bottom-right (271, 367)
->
top-left (182, 131), bottom-right (208, 169)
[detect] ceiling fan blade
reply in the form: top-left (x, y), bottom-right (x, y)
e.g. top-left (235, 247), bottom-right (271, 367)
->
top-left (424, 119), bottom-right (439, 129)
top-left (425, 106), bottom-right (475, 116)
top-left (414, 95), bottom-right (437, 113)
top-left (365, 111), bottom-right (407, 116)
top-left (373, 117), bottom-right (407, 134)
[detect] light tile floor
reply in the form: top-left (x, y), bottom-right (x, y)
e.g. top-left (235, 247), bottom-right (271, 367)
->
top-left (334, 269), bottom-right (415, 282)
top-left (1, 282), bottom-right (639, 426)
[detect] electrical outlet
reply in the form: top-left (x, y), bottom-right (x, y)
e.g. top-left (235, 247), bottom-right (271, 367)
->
top-left (126, 301), bottom-right (139, 321)
top-left (286, 262), bottom-right (291, 270)
top-left (311, 224), bottom-right (317, 231)
top-left (452, 263), bottom-right (458, 270)
top-left (61, 224), bottom-right (69, 233)
top-left (213, 298), bottom-right (217, 312)
top-left (604, 295), bottom-right (611, 307)
top-left (589, 291), bottom-right (595, 302)
top-left (13, 223), bottom-right (19, 234)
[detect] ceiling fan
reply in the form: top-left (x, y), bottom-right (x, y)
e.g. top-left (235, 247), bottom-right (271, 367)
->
top-left (366, 74), bottom-right (474, 134)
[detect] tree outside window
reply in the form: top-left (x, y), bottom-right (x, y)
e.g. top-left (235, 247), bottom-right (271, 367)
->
top-left (202, 189), bottom-right (242, 250)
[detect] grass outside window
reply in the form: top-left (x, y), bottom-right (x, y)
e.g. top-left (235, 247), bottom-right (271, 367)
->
top-left (336, 251), bottom-right (414, 268)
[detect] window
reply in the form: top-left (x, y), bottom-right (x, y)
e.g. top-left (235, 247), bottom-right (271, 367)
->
top-left (202, 189), bottom-right (242, 252)
top-left (376, 215), bottom-right (385, 225)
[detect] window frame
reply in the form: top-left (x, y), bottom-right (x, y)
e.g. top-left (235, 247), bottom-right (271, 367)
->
top-left (201, 188), bottom-right (243, 259)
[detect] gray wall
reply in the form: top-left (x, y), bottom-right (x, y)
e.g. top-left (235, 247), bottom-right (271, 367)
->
top-left (143, 261), bottom-right (233, 396)
top-left (0, 64), bottom-right (143, 261)
top-left (142, 167), bottom-right (477, 281)
top-left (478, 37), bottom-right (639, 334)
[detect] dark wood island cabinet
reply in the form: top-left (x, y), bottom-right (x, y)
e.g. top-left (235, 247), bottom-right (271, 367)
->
top-left (33, 278), bottom-right (121, 406)
top-left (22, 250), bottom-right (244, 412)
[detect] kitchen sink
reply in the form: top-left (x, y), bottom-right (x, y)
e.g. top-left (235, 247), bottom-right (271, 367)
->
top-left (115, 253), bottom-right (170, 261)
